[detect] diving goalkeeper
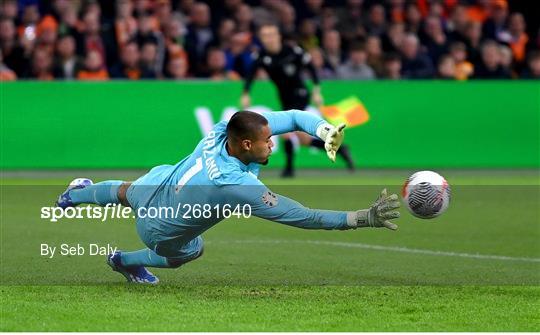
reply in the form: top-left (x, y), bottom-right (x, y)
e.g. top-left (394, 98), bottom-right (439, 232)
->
top-left (56, 110), bottom-right (400, 284)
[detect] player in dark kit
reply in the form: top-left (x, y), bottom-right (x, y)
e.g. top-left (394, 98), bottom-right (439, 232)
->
top-left (241, 24), bottom-right (354, 177)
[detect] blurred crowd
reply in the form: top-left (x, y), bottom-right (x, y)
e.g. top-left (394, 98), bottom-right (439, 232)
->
top-left (1, 0), bottom-right (539, 81)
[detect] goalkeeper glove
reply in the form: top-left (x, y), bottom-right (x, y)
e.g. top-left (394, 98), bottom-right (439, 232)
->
top-left (316, 123), bottom-right (346, 162)
top-left (347, 189), bottom-right (401, 230)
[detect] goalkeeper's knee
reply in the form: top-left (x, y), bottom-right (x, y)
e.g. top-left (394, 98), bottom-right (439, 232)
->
top-left (166, 247), bottom-right (204, 268)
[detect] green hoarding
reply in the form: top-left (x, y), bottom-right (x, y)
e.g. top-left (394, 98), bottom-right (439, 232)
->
top-left (1, 81), bottom-right (539, 169)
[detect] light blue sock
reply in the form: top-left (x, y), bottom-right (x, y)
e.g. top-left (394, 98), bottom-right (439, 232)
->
top-left (70, 180), bottom-right (123, 205)
top-left (120, 248), bottom-right (171, 268)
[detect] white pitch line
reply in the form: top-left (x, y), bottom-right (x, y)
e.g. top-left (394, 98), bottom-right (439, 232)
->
top-left (211, 239), bottom-right (540, 263)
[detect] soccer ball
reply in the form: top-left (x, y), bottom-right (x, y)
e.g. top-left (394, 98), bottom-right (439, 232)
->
top-left (402, 171), bottom-right (450, 219)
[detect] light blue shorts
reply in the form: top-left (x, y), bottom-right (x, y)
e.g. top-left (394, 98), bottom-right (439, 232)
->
top-left (127, 165), bottom-right (204, 261)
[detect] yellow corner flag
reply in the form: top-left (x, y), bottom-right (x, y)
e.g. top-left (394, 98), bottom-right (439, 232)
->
top-left (320, 96), bottom-right (370, 128)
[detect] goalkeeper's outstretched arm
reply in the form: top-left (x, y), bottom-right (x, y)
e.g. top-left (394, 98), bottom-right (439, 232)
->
top-left (224, 184), bottom-right (400, 231)
top-left (262, 110), bottom-right (346, 162)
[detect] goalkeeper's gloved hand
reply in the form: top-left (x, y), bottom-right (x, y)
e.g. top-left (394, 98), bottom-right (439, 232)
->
top-left (347, 189), bottom-right (401, 230)
top-left (316, 123), bottom-right (346, 162)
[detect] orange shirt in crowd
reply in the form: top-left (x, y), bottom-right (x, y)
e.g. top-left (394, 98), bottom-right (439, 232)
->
top-left (510, 33), bottom-right (529, 63)
top-left (466, 6), bottom-right (489, 23)
top-left (455, 61), bottom-right (474, 80)
top-left (124, 68), bottom-right (141, 80)
top-left (0, 69), bottom-right (17, 81)
top-left (390, 7), bottom-right (404, 23)
top-left (416, 0), bottom-right (458, 18)
top-left (77, 69), bottom-right (109, 80)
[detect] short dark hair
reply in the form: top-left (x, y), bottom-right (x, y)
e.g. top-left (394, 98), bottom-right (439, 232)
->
top-left (226, 111), bottom-right (268, 143)
top-left (349, 40), bottom-right (366, 53)
top-left (384, 52), bottom-right (401, 63)
top-left (257, 22), bottom-right (280, 33)
top-left (449, 41), bottom-right (466, 52)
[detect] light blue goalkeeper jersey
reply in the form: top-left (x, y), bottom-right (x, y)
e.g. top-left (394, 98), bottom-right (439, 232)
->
top-left (127, 110), bottom-right (349, 247)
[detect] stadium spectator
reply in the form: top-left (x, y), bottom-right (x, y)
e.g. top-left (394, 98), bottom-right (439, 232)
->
top-left (36, 15), bottom-right (58, 55)
top-left (504, 13), bottom-right (528, 64)
top-left (1, 0), bottom-right (538, 82)
top-left (447, 4), bottom-right (469, 43)
top-left (474, 40), bottom-right (511, 79)
top-left (205, 47), bottom-right (239, 80)
top-left (155, 0), bottom-right (174, 30)
top-left (336, 0), bottom-right (365, 45)
top-left (521, 51), bottom-right (540, 79)
top-left (162, 16), bottom-right (187, 70)
top-left (297, 0), bottom-right (324, 22)
top-left (320, 7), bottom-right (338, 32)
top-left (133, 0), bottom-right (151, 18)
top-left (1, 16), bottom-right (28, 77)
top-left (250, 0), bottom-right (280, 28)
top-left (366, 4), bottom-right (387, 37)
top-left (0, 0), bottom-right (18, 21)
top-left (337, 42), bottom-right (376, 80)
top-left (140, 41), bottom-right (159, 78)
top-left (77, 49), bottom-right (109, 80)
top-left (482, 0), bottom-right (508, 41)
top-left (298, 18), bottom-right (318, 51)
top-left (76, 9), bottom-right (116, 70)
top-left (53, 34), bottom-right (81, 79)
top-left (0, 49), bottom-right (17, 81)
top-left (185, 2), bottom-right (213, 77)
top-left (449, 41), bottom-right (474, 80)
top-left (55, 2), bottom-right (78, 37)
top-left (366, 35), bottom-right (384, 77)
top-left (422, 15), bottom-right (449, 64)
top-left (135, 13), bottom-right (165, 71)
top-left (234, 3), bottom-right (254, 34)
top-left (437, 54), bottom-right (456, 79)
top-left (400, 33), bottom-right (434, 78)
top-left (18, 4), bottom-right (41, 40)
top-left (175, 0), bottom-right (196, 19)
top-left (211, 0), bottom-right (242, 24)
top-left (466, 0), bottom-right (490, 23)
top-left (321, 30), bottom-right (343, 71)
top-left (23, 48), bottom-right (54, 80)
top-left (163, 16), bottom-right (186, 48)
top-left (165, 54), bottom-right (188, 79)
top-left (224, 32), bottom-right (253, 78)
top-left (404, 3), bottom-right (422, 35)
top-left (383, 22), bottom-right (405, 53)
top-left (114, 0), bottom-right (137, 49)
top-left (464, 21), bottom-right (483, 65)
top-left (47, 0), bottom-right (73, 22)
top-left (110, 41), bottom-right (141, 79)
top-left (426, 0), bottom-right (445, 20)
top-left (214, 18), bottom-right (236, 50)
top-left (498, 44), bottom-right (515, 77)
top-left (309, 47), bottom-right (336, 79)
top-left (276, 4), bottom-right (296, 40)
top-left (382, 52), bottom-right (402, 79)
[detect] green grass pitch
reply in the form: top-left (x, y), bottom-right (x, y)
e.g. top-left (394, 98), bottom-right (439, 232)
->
top-left (1, 169), bottom-right (539, 331)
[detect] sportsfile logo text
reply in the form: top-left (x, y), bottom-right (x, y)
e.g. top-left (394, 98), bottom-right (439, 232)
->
top-left (41, 203), bottom-right (252, 222)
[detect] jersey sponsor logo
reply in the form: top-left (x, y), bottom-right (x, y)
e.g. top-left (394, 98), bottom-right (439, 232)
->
top-left (262, 190), bottom-right (278, 207)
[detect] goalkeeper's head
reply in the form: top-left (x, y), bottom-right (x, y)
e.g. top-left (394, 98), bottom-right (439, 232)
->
top-left (226, 111), bottom-right (273, 166)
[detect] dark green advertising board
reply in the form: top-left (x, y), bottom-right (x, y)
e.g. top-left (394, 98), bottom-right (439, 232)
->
top-left (1, 81), bottom-right (538, 169)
